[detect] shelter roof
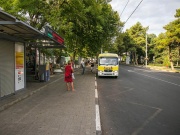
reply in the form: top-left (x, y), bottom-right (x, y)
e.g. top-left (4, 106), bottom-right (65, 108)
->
top-left (0, 10), bottom-right (65, 48)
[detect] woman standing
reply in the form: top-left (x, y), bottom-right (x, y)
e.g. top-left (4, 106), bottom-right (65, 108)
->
top-left (64, 60), bottom-right (75, 91)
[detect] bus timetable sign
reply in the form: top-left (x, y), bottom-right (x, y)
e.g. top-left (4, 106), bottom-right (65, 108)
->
top-left (45, 26), bottom-right (64, 45)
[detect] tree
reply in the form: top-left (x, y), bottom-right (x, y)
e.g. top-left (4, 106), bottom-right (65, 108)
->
top-left (163, 8), bottom-right (180, 69)
top-left (48, 0), bottom-right (121, 59)
top-left (0, 0), bottom-right (122, 60)
top-left (147, 33), bottom-right (157, 62)
top-left (126, 22), bottom-right (148, 65)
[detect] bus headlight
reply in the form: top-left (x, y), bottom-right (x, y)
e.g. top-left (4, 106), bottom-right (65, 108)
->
top-left (98, 71), bottom-right (103, 75)
top-left (114, 71), bottom-right (118, 75)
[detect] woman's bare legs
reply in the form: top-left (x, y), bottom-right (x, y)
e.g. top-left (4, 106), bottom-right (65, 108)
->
top-left (66, 83), bottom-right (70, 91)
top-left (71, 82), bottom-right (75, 91)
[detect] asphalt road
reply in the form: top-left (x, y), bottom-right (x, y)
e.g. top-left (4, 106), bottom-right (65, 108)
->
top-left (97, 65), bottom-right (180, 135)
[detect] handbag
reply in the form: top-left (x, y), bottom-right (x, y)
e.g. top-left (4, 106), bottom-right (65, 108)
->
top-left (72, 73), bottom-right (75, 79)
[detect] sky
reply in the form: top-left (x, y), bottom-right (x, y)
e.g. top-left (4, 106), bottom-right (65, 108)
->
top-left (109, 0), bottom-right (180, 36)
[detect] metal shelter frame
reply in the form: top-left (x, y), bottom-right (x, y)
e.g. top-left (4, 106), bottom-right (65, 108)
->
top-left (0, 10), bottom-right (65, 48)
top-left (0, 10), bottom-right (65, 82)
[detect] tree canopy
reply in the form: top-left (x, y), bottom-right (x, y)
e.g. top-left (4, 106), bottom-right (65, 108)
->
top-left (0, 1), bottom-right (179, 66)
top-left (0, 0), bottom-right (122, 59)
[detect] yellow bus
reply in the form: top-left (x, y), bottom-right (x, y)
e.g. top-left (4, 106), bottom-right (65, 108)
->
top-left (97, 53), bottom-right (119, 78)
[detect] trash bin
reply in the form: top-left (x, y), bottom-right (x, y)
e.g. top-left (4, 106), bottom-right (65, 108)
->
top-left (40, 72), bottom-right (44, 81)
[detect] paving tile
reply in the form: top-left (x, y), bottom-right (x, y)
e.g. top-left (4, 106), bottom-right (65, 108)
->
top-left (0, 67), bottom-right (96, 135)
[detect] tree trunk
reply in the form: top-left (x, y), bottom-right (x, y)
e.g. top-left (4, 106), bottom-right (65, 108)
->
top-left (178, 45), bottom-right (180, 66)
top-left (132, 52), bottom-right (135, 65)
top-left (73, 50), bottom-right (76, 61)
top-left (169, 45), bottom-right (174, 70)
top-left (135, 52), bottom-right (138, 65)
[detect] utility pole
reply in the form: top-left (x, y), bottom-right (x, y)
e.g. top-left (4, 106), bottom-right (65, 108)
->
top-left (145, 32), bottom-right (147, 68)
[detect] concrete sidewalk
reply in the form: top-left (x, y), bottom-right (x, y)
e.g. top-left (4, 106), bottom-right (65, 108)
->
top-left (0, 66), bottom-right (97, 135)
top-left (147, 66), bottom-right (180, 73)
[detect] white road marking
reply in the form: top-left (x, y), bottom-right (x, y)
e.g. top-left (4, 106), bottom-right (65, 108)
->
top-left (129, 67), bottom-right (180, 78)
top-left (134, 69), bottom-right (157, 72)
top-left (95, 89), bottom-right (98, 98)
top-left (95, 81), bottom-right (97, 88)
top-left (95, 76), bottom-right (102, 134)
top-left (129, 102), bottom-right (162, 135)
top-left (128, 69), bottom-right (180, 87)
top-left (156, 72), bottom-right (180, 79)
top-left (127, 70), bottom-right (134, 72)
top-left (106, 88), bottom-right (134, 98)
top-left (129, 102), bottom-right (161, 111)
top-left (96, 105), bottom-right (101, 131)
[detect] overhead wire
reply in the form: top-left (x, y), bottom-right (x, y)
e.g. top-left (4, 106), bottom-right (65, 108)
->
top-left (120, 0), bottom-right (129, 17)
top-left (124, 0), bottom-right (144, 25)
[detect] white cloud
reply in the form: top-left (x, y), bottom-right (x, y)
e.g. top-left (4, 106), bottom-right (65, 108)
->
top-left (110, 0), bottom-right (180, 35)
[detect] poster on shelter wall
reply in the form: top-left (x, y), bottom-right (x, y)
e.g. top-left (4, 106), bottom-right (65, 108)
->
top-left (15, 43), bottom-right (24, 91)
top-left (16, 51), bottom-right (24, 69)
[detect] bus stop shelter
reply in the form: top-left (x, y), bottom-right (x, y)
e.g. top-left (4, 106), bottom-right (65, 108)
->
top-left (0, 10), bottom-right (64, 98)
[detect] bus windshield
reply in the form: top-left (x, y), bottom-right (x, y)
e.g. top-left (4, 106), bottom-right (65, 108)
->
top-left (99, 57), bottom-right (118, 65)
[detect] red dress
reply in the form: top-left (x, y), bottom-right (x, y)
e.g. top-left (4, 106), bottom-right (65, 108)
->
top-left (64, 65), bottom-right (73, 82)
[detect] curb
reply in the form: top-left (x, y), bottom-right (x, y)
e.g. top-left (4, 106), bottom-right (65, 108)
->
top-left (148, 67), bottom-right (180, 73)
top-left (120, 64), bottom-right (180, 73)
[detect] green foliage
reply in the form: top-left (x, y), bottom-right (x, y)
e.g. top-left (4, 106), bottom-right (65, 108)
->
top-left (163, 56), bottom-right (170, 67)
top-left (164, 8), bottom-right (180, 45)
top-left (155, 33), bottom-right (167, 48)
top-left (126, 22), bottom-right (148, 47)
top-left (47, 0), bottom-right (121, 58)
top-left (1, 0), bottom-right (179, 64)
top-left (114, 32), bottom-right (126, 55)
top-left (120, 22), bottom-right (149, 64)
top-left (114, 8), bottom-right (179, 65)
top-left (175, 9), bottom-right (180, 18)
top-left (153, 8), bottom-right (180, 66)
top-left (147, 34), bottom-right (157, 61)
top-left (171, 48), bottom-right (180, 63)
top-left (0, 0), bottom-right (121, 58)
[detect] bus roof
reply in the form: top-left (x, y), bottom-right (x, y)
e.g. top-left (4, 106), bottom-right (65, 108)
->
top-left (98, 53), bottom-right (118, 58)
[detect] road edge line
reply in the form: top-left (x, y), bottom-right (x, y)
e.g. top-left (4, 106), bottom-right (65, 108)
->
top-left (95, 76), bottom-right (102, 135)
